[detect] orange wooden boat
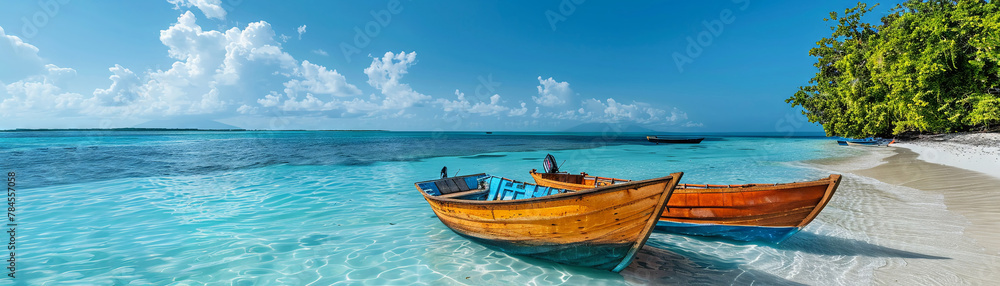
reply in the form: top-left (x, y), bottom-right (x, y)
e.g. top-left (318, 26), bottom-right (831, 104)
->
top-left (414, 171), bottom-right (683, 272)
top-left (530, 169), bottom-right (841, 243)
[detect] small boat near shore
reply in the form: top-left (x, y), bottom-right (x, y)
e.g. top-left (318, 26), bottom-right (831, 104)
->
top-left (529, 161), bottom-right (841, 243)
top-left (837, 138), bottom-right (893, 147)
top-left (414, 171), bottom-right (683, 272)
top-left (646, 136), bottom-right (704, 144)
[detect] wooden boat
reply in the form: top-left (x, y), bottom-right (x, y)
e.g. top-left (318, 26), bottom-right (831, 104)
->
top-left (837, 140), bottom-right (878, 146)
top-left (530, 169), bottom-right (841, 243)
top-left (646, 136), bottom-right (704, 144)
top-left (837, 138), bottom-right (893, 147)
top-left (414, 171), bottom-right (683, 272)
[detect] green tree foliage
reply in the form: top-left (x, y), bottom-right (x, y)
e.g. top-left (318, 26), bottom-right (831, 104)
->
top-left (787, 0), bottom-right (1000, 137)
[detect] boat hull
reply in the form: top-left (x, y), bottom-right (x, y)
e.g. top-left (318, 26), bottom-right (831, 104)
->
top-left (838, 138), bottom-right (888, 147)
top-left (530, 170), bottom-right (841, 243)
top-left (846, 141), bottom-right (879, 146)
top-left (417, 173), bottom-right (683, 272)
top-left (646, 136), bottom-right (704, 144)
top-left (653, 221), bottom-right (800, 243)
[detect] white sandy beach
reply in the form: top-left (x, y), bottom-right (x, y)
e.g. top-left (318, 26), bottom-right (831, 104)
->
top-left (893, 133), bottom-right (1000, 179)
top-left (809, 132), bottom-right (1000, 284)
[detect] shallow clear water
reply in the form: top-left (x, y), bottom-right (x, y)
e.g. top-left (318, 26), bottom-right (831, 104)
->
top-left (4, 131), bottom-right (987, 285)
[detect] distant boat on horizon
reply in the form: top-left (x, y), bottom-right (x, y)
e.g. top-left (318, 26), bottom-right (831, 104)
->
top-left (646, 136), bottom-right (705, 144)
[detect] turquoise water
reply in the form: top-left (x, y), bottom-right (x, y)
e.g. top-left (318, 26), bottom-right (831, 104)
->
top-left (4, 131), bottom-right (905, 285)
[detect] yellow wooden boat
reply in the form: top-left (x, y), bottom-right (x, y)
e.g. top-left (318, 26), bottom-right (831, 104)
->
top-left (414, 171), bottom-right (683, 272)
top-left (530, 169), bottom-right (841, 243)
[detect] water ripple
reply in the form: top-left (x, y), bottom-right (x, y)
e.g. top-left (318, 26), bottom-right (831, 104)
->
top-left (13, 136), bottom-right (993, 284)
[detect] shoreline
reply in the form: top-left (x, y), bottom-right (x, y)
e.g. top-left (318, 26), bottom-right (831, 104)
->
top-left (854, 147), bottom-right (1000, 254)
top-left (807, 140), bottom-right (1000, 284)
top-left (894, 132), bottom-right (1000, 179)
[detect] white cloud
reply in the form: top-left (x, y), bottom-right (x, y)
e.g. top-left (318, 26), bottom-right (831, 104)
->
top-left (40, 64), bottom-right (76, 84)
top-left (107, 10), bottom-right (296, 116)
top-left (312, 49), bottom-right (328, 56)
top-left (364, 51), bottom-right (431, 110)
top-left (280, 93), bottom-right (331, 111)
top-left (551, 109), bottom-right (579, 120)
top-left (0, 25), bottom-right (46, 82)
top-left (283, 60), bottom-right (361, 98)
top-left (337, 98), bottom-right (382, 114)
top-left (249, 51), bottom-right (435, 116)
top-left (435, 90), bottom-right (523, 117)
top-left (236, 104), bottom-right (257, 114)
top-left (167, 0), bottom-right (227, 20)
top-left (682, 121), bottom-right (704, 127)
top-left (297, 25), bottom-right (307, 39)
top-left (92, 65), bottom-right (141, 106)
top-left (526, 96), bottom-right (686, 126)
top-left (533, 76), bottom-right (572, 107)
top-left (2, 11), bottom-right (696, 130)
top-left (257, 92), bottom-right (281, 107)
top-left (2, 65), bottom-right (85, 117)
top-left (575, 98), bottom-right (686, 124)
top-left (468, 94), bottom-right (509, 116)
top-left (0, 25), bottom-right (86, 120)
top-left (83, 11), bottom-right (356, 119)
top-left (508, 102), bottom-right (528, 116)
top-left (436, 90), bottom-right (471, 112)
top-left (4, 17), bottom-right (376, 128)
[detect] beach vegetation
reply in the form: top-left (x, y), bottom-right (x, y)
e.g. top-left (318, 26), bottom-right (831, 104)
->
top-left (788, 0), bottom-right (1000, 137)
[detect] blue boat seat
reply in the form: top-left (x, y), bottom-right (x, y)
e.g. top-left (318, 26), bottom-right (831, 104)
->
top-left (486, 176), bottom-right (568, 201)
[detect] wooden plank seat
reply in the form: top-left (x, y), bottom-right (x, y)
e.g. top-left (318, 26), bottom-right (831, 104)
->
top-left (435, 177), bottom-right (472, 194)
top-left (436, 189), bottom-right (489, 199)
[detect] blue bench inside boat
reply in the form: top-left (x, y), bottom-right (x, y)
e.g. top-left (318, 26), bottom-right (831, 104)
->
top-left (416, 174), bottom-right (570, 201)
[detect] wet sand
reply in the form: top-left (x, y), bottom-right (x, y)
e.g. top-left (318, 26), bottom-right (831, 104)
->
top-left (811, 145), bottom-right (1000, 284)
top-left (893, 132), bottom-right (1000, 179)
top-left (856, 148), bottom-right (1000, 254)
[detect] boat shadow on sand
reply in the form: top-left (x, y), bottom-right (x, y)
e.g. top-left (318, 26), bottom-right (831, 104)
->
top-left (621, 244), bottom-right (807, 285)
top-left (619, 232), bottom-right (948, 285)
top-left (776, 231), bottom-right (950, 259)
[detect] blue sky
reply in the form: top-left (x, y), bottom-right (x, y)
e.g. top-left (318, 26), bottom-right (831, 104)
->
top-left (0, 0), bottom-right (901, 131)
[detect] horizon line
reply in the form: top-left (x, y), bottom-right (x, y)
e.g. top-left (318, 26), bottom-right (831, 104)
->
top-left (0, 127), bottom-right (830, 135)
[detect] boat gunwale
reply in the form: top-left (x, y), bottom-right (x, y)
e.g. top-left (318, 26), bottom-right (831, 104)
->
top-left (794, 174), bottom-right (841, 227)
top-left (674, 175), bottom-right (839, 193)
top-left (611, 171), bottom-right (682, 272)
top-left (530, 170), bottom-right (840, 195)
top-left (529, 169), bottom-right (623, 183)
top-left (532, 171), bottom-right (842, 225)
top-left (416, 173), bottom-right (679, 206)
